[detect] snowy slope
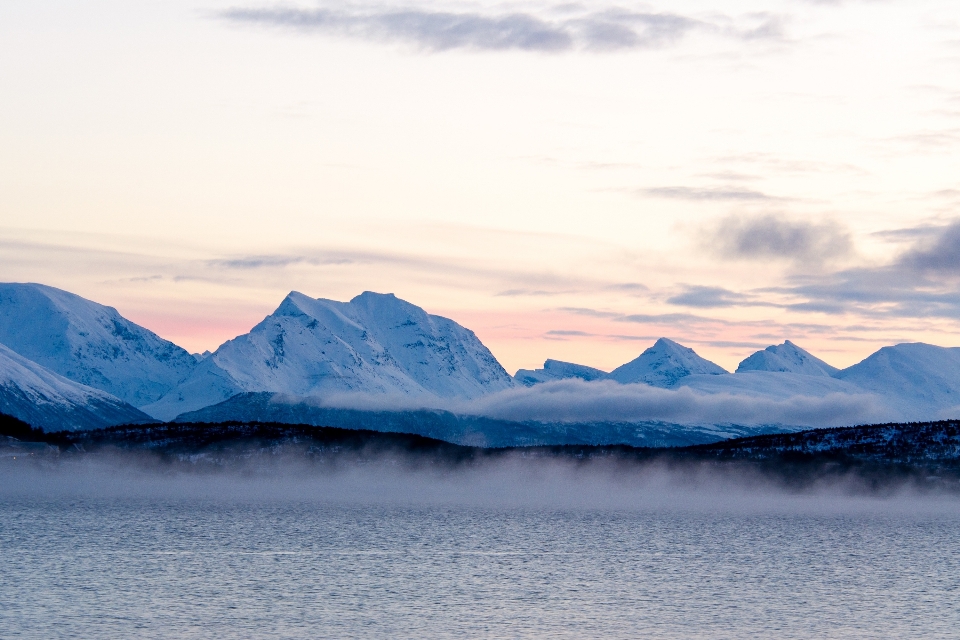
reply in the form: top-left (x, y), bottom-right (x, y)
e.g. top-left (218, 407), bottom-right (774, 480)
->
top-left (736, 341), bottom-right (839, 377)
top-left (678, 370), bottom-right (870, 400)
top-left (515, 359), bottom-right (609, 386)
top-left (144, 291), bottom-right (516, 420)
top-left (0, 342), bottom-right (153, 431)
top-left (836, 343), bottom-right (960, 418)
top-left (0, 283), bottom-right (197, 407)
top-left (609, 338), bottom-right (727, 387)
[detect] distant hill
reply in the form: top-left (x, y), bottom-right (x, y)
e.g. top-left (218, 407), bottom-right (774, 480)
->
top-left (5, 418), bottom-right (960, 489)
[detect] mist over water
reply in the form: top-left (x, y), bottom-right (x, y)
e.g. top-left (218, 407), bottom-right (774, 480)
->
top-left (3, 454), bottom-right (960, 638)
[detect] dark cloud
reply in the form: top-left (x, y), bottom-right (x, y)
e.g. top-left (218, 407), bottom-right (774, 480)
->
top-left (223, 7), bottom-right (574, 51)
top-left (221, 4), bottom-right (782, 52)
top-left (666, 285), bottom-right (756, 308)
top-left (708, 214), bottom-right (852, 263)
top-left (772, 220), bottom-right (960, 318)
top-left (898, 220), bottom-right (960, 276)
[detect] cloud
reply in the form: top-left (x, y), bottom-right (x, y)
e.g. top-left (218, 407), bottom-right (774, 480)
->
top-left (898, 220), bottom-right (960, 276)
top-left (617, 312), bottom-right (724, 325)
top-left (666, 285), bottom-right (760, 309)
top-left (220, 4), bottom-right (783, 53)
top-left (545, 329), bottom-right (594, 337)
top-left (604, 282), bottom-right (649, 293)
top-left (770, 220), bottom-right (960, 318)
top-left (707, 214), bottom-right (852, 263)
top-left (314, 379), bottom-right (894, 427)
top-left (210, 255), bottom-right (318, 269)
top-left (495, 288), bottom-right (570, 297)
top-left (642, 186), bottom-right (779, 202)
top-left (224, 6), bottom-right (575, 51)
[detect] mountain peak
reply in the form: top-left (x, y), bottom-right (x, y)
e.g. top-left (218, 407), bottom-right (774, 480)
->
top-left (350, 291), bottom-right (398, 304)
top-left (514, 359), bottom-right (609, 386)
top-left (609, 338), bottom-right (727, 387)
top-left (145, 290), bottom-right (515, 420)
top-left (737, 341), bottom-right (839, 377)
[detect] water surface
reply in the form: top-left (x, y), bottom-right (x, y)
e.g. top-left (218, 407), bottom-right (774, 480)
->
top-left (2, 460), bottom-right (958, 638)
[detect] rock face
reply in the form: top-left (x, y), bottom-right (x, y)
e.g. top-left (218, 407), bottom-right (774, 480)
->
top-left (143, 291), bottom-right (517, 420)
top-left (514, 359), bottom-right (609, 386)
top-left (836, 343), bottom-right (960, 416)
top-left (736, 341), bottom-right (839, 377)
top-left (609, 338), bottom-right (727, 387)
top-left (0, 342), bottom-right (153, 431)
top-left (0, 283), bottom-right (197, 407)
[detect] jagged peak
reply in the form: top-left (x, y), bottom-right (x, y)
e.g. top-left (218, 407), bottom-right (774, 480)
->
top-left (274, 290), bottom-right (314, 315)
top-left (351, 291), bottom-right (398, 303)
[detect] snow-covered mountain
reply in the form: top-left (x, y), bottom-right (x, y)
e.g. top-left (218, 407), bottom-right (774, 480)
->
top-left (0, 283), bottom-right (198, 407)
top-left (143, 291), bottom-right (517, 420)
top-left (515, 359), bottom-right (609, 386)
top-left (0, 342), bottom-right (152, 431)
top-left (5, 279), bottom-right (960, 434)
top-left (836, 343), bottom-right (960, 417)
top-left (677, 370), bottom-right (867, 399)
top-left (736, 340), bottom-right (839, 377)
top-left (609, 338), bottom-right (727, 387)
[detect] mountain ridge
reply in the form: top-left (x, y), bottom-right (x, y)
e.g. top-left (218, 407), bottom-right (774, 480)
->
top-left (0, 342), bottom-right (154, 430)
top-left (142, 290), bottom-right (516, 420)
top-left (0, 282), bottom-right (197, 407)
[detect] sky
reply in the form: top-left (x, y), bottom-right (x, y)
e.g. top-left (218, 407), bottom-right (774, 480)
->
top-left (2, 0), bottom-right (960, 374)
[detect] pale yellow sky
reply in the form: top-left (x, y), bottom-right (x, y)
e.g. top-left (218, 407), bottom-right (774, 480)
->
top-left (2, 0), bottom-right (960, 373)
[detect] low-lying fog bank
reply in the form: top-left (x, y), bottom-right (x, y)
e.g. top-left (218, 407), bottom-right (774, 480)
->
top-left (4, 444), bottom-right (960, 515)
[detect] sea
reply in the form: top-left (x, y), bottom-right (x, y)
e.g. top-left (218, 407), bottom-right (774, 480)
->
top-left (2, 456), bottom-right (959, 638)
